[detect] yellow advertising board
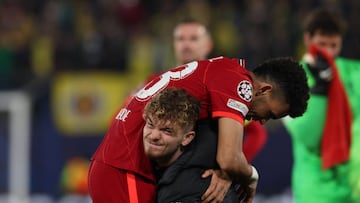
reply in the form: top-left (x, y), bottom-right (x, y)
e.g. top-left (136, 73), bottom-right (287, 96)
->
top-left (51, 71), bottom-right (135, 136)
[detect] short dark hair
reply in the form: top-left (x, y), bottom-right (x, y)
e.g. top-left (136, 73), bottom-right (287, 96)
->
top-left (173, 17), bottom-right (210, 35)
top-left (253, 57), bottom-right (310, 118)
top-left (304, 8), bottom-right (347, 37)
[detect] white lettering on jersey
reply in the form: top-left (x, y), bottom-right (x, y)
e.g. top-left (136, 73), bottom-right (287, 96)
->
top-left (135, 61), bottom-right (198, 101)
top-left (237, 80), bottom-right (252, 102)
top-left (227, 98), bottom-right (249, 117)
top-left (116, 108), bottom-right (131, 121)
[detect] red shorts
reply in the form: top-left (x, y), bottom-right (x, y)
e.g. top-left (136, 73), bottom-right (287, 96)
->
top-left (88, 160), bottom-right (156, 203)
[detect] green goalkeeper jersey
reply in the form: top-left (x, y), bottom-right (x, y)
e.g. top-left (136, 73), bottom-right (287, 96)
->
top-left (283, 57), bottom-right (360, 203)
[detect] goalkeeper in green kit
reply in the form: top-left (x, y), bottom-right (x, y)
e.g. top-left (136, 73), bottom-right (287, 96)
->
top-left (282, 8), bottom-right (360, 203)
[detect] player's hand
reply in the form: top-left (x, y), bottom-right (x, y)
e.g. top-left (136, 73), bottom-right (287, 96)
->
top-left (201, 169), bottom-right (232, 203)
top-left (236, 179), bottom-right (258, 203)
top-left (304, 45), bottom-right (333, 95)
top-left (236, 166), bottom-right (259, 203)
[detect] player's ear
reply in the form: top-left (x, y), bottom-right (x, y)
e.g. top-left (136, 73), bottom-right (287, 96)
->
top-left (255, 82), bottom-right (272, 96)
top-left (182, 131), bottom-right (195, 146)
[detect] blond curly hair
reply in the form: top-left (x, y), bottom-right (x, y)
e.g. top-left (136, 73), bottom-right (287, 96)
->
top-left (143, 87), bottom-right (201, 132)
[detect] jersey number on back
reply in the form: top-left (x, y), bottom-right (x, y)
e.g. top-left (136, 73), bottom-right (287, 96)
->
top-left (135, 61), bottom-right (198, 101)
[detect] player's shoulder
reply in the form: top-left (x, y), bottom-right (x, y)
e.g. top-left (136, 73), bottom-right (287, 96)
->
top-left (206, 56), bottom-right (232, 63)
top-left (205, 56), bottom-right (246, 69)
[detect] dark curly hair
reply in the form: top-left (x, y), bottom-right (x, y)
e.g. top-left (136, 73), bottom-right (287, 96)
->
top-left (143, 87), bottom-right (201, 131)
top-left (253, 57), bottom-right (310, 118)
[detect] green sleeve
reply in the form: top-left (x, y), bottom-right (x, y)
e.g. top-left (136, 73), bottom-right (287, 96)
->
top-left (284, 95), bottom-right (327, 150)
top-left (283, 62), bottom-right (327, 150)
top-left (336, 57), bottom-right (360, 202)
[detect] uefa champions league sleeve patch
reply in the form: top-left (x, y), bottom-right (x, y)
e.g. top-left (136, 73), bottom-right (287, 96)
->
top-left (237, 80), bottom-right (252, 102)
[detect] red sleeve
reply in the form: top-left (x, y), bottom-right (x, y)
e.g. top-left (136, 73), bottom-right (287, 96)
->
top-left (213, 111), bottom-right (244, 125)
top-left (205, 58), bottom-right (253, 124)
top-left (243, 121), bottom-right (268, 162)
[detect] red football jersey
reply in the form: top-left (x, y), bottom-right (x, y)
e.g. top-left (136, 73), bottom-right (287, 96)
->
top-left (92, 56), bottom-right (253, 182)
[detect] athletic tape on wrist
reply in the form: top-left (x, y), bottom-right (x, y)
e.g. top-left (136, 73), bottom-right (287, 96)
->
top-left (250, 165), bottom-right (259, 181)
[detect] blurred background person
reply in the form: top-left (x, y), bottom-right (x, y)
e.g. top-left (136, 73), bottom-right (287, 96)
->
top-left (282, 7), bottom-right (360, 203)
top-left (172, 18), bottom-right (268, 163)
top-left (173, 18), bottom-right (213, 65)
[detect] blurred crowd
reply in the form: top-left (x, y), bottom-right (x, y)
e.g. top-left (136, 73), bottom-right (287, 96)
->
top-left (0, 0), bottom-right (359, 92)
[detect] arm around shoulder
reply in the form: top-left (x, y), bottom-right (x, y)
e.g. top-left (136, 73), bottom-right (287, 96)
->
top-left (217, 117), bottom-right (253, 183)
